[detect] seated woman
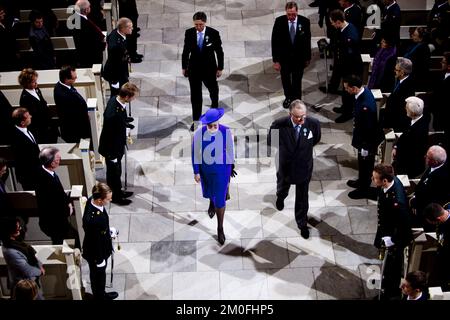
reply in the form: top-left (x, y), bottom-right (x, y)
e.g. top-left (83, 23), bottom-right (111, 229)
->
top-left (392, 96), bottom-right (429, 178)
top-left (367, 36), bottom-right (397, 92)
top-left (0, 216), bottom-right (45, 299)
top-left (18, 68), bottom-right (57, 143)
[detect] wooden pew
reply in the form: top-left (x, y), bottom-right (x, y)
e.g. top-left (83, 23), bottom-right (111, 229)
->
top-left (0, 66), bottom-right (105, 165)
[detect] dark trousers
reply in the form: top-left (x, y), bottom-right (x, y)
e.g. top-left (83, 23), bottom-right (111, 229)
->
top-left (50, 224), bottom-right (81, 249)
top-left (88, 259), bottom-right (108, 300)
top-left (109, 79), bottom-right (128, 97)
top-left (276, 174), bottom-right (309, 228)
top-left (189, 73), bottom-right (219, 121)
top-left (106, 154), bottom-right (123, 200)
top-left (357, 151), bottom-right (375, 190)
top-left (381, 247), bottom-right (403, 299)
top-left (280, 64), bottom-right (304, 101)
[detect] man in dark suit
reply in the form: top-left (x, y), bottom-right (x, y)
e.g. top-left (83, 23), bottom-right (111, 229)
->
top-left (102, 17), bottom-right (133, 96)
top-left (10, 108), bottom-right (41, 191)
top-left (410, 145), bottom-right (450, 230)
top-left (182, 11), bottom-right (224, 132)
top-left (380, 0), bottom-right (401, 45)
top-left (54, 65), bottom-right (92, 143)
top-left (328, 9), bottom-right (363, 123)
top-left (372, 163), bottom-right (412, 300)
top-left (271, 2), bottom-right (311, 109)
top-left (382, 57), bottom-right (415, 133)
top-left (118, 0), bottom-right (142, 63)
top-left (344, 75), bottom-right (383, 199)
top-left (339, 0), bottom-right (363, 39)
top-left (0, 89), bottom-right (13, 145)
top-left (98, 83), bottom-right (138, 206)
top-left (72, 0), bottom-right (105, 68)
top-left (35, 147), bottom-right (80, 248)
top-left (425, 203), bottom-right (450, 291)
top-left (392, 97), bottom-right (429, 178)
top-left (269, 100), bottom-right (321, 239)
top-left (430, 53), bottom-right (450, 142)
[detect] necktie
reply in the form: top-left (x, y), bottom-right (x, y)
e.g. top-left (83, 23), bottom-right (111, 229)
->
top-left (198, 32), bottom-right (204, 50)
top-left (27, 130), bottom-right (37, 144)
top-left (70, 86), bottom-right (77, 93)
top-left (290, 21), bottom-right (296, 43)
top-left (53, 172), bottom-right (62, 186)
top-left (393, 80), bottom-right (400, 92)
top-left (295, 125), bottom-right (301, 141)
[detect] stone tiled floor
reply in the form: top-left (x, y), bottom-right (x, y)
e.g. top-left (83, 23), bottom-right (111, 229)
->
top-left (83, 0), bottom-right (383, 299)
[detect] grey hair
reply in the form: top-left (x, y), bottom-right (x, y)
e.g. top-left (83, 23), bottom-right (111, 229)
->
top-left (428, 145), bottom-right (447, 164)
top-left (396, 57), bottom-right (413, 75)
top-left (75, 0), bottom-right (90, 15)
top-left (39, 146), bottom-right (60, 167)
top-left (405, 96), bottom-right (424, 117)
top-left (289, 99), bottom-right (307, 113)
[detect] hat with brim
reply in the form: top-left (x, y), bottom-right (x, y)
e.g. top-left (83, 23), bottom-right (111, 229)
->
top-left (199, 108), bottom-right (225, 124)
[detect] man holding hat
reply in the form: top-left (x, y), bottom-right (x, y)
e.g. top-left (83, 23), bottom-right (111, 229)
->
top-left (192, 108), bottom-right (235, 245)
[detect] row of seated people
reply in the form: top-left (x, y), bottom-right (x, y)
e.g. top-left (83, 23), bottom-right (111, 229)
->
top-left (0, 0), bottom-right (141, 72)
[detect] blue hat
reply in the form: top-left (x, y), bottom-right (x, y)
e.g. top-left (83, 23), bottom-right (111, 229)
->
top-left (199, 108), bottom-right (225, 124)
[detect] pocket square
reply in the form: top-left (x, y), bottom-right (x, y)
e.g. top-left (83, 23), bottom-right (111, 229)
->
top-left (206, 43), bottom-right (212, 47)
top-left (307, 131), bottom-right (313, 139)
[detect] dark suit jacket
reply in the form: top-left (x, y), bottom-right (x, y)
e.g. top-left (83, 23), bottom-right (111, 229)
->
top-left (10, 127), bottom-right (41, 189)
top-left (431, 73), bottom-right (450, 131)
top-left (72, 14), bottom-right (105, 68)
top-left (412, 162), bottom-right (450, 218)
top-left (102, 29), bottom-right (129, 84)
top-left (381, 2), bottom-right (401, 42)
top-left (181, 26), bottom-right (224, 77)
top-left (403, 42), bottom-right (430, 90)
top-left (53, 82), bottom-right (91, 143)
top-left (271, 14), bottom-right (311, 67)
top-left (82, 198), bottom-right (113, 264)
top-left (335, 22), bottom-right (363, 76)
top-left (383, 76), bottom-right (415, 132)
top-left (269, 116), bottom-right (321, 185)
top-left (35, 168), bottom-right (71, 238)
top-left (0, 90), bottom-right (13, 145)
top-left (393, 115), bottom-right (429, 178)
top-left (19, 89), bottom-right (51, 143)
top-left (352, 88), bottom-right (384, 152)
top-left (344, 4), bottom-right (363, 38)
top-left (98, 96), bottom-right (127, 160)
top-left (374, 176), bottom-right (412, 249)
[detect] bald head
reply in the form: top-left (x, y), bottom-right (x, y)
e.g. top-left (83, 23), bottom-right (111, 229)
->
top-left (426, 145), bottom-right (447, 168)
top-left (75, 0), bottom-right (91, 15)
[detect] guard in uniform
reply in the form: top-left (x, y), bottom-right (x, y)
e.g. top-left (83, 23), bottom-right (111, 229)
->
top-left (372, 164), bottom-right (412, 300)
top-left (82, 182), bottom-right (118, 300)
top-left (424, 202), bottom-right (450, 291)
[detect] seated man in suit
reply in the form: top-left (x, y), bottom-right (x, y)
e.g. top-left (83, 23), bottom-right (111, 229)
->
top-left (182, 11), bottom-right (224, 132)
top-left (35, 147), bottom-right (80, 248)
top-left (10, 108), bottom-right (41, 191)
top-left (54, 65), bottom-right (92, 144)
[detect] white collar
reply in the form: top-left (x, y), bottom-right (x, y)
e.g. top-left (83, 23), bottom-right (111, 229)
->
top-left (383, 180), bottom-right (395, 193)
top-left (59, 81), bottom-right (72, 90)
top-left (410, 114), bottom-right (423, 126)
top-left (118, 30), bottom-right (127, 39)
top-left (25, 88), bottom-right (40, 100)
top-left (354, 87), bottom-right (364, 100)
top-left (197, 27), bottom-right (206, 35)
top-left (42, 166), bottom-right (55, 177)
top-left (438, 2), bottom-right (447, 8)
top-left (430, 162), bottom-right (445, 173)
top-left (399, 75), bottom-right (409, 84)
top-left (386, 1), bottom-right (396, 10)
top-left (76, 12), bottom-right (88, 20)
top-left (407, 292), bottom-right (423, 300)
top-left (289, 17), bottom-right (297, 25)
top-left (340, 22), bottom-right (349, 32)
top-left (116, 96), bottom-right (127, 109)
top-left (445, 72), bottom-right (450, 80)
top-left (344, 4), bottom-right (354, 12)
top-left (91, 199), bottom-right (104, 212)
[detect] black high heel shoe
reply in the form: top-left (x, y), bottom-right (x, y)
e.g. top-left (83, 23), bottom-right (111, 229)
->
top-left (208, 202), bottom-right (215, 219)
top-left (217, 228), bottom-right (226, 245)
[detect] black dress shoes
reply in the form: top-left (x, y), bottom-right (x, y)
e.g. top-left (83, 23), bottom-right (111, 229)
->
top-left (275, 197), bottom-right (284, 211)
top-left (346, 179), bottom-right (360, 188)
top-left (282, 98), bottom-right (291, 109)
top-left (121, 191), bottom-right (134, 198)
top-left (190, 123), bottom-right (195, 132)
top-left (335, 114), bottom-right (353, 123)
top-left (348, 189), bottom-right (369, 200)
top-left (332, 106), bottom-right (344, 113)
top-left (104, 291), bottom-right (119, 300)
top-left (300, 226), bottom-right (310, 239)
top-left (125, 117), bottom-right (134, 123)
top-left (309, 0), bottom-right (320, 7)
top-left (217, 228), bottom-right (226, 245)
top-left (112, 198), bottom-right (132, 206)
top-left (130, 56), bottom-right (143, 63)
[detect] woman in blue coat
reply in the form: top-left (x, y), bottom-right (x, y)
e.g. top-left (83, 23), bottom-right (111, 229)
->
top-left (192, 108), bottom-right (235, 245)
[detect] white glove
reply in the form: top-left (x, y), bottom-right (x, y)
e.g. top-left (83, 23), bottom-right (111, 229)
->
top-left (96, 259), bottom-right (106, 267)
top-left (110, 227), bottom-right (119, 239)
top-left (382, 236), bottom-right (394, 247)
top-left (110, 158), bottom-right (118, 163)
top-left (361, 149), bottom-right (369, 157)
top-left (111, 82), bottom-right (120, 89)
